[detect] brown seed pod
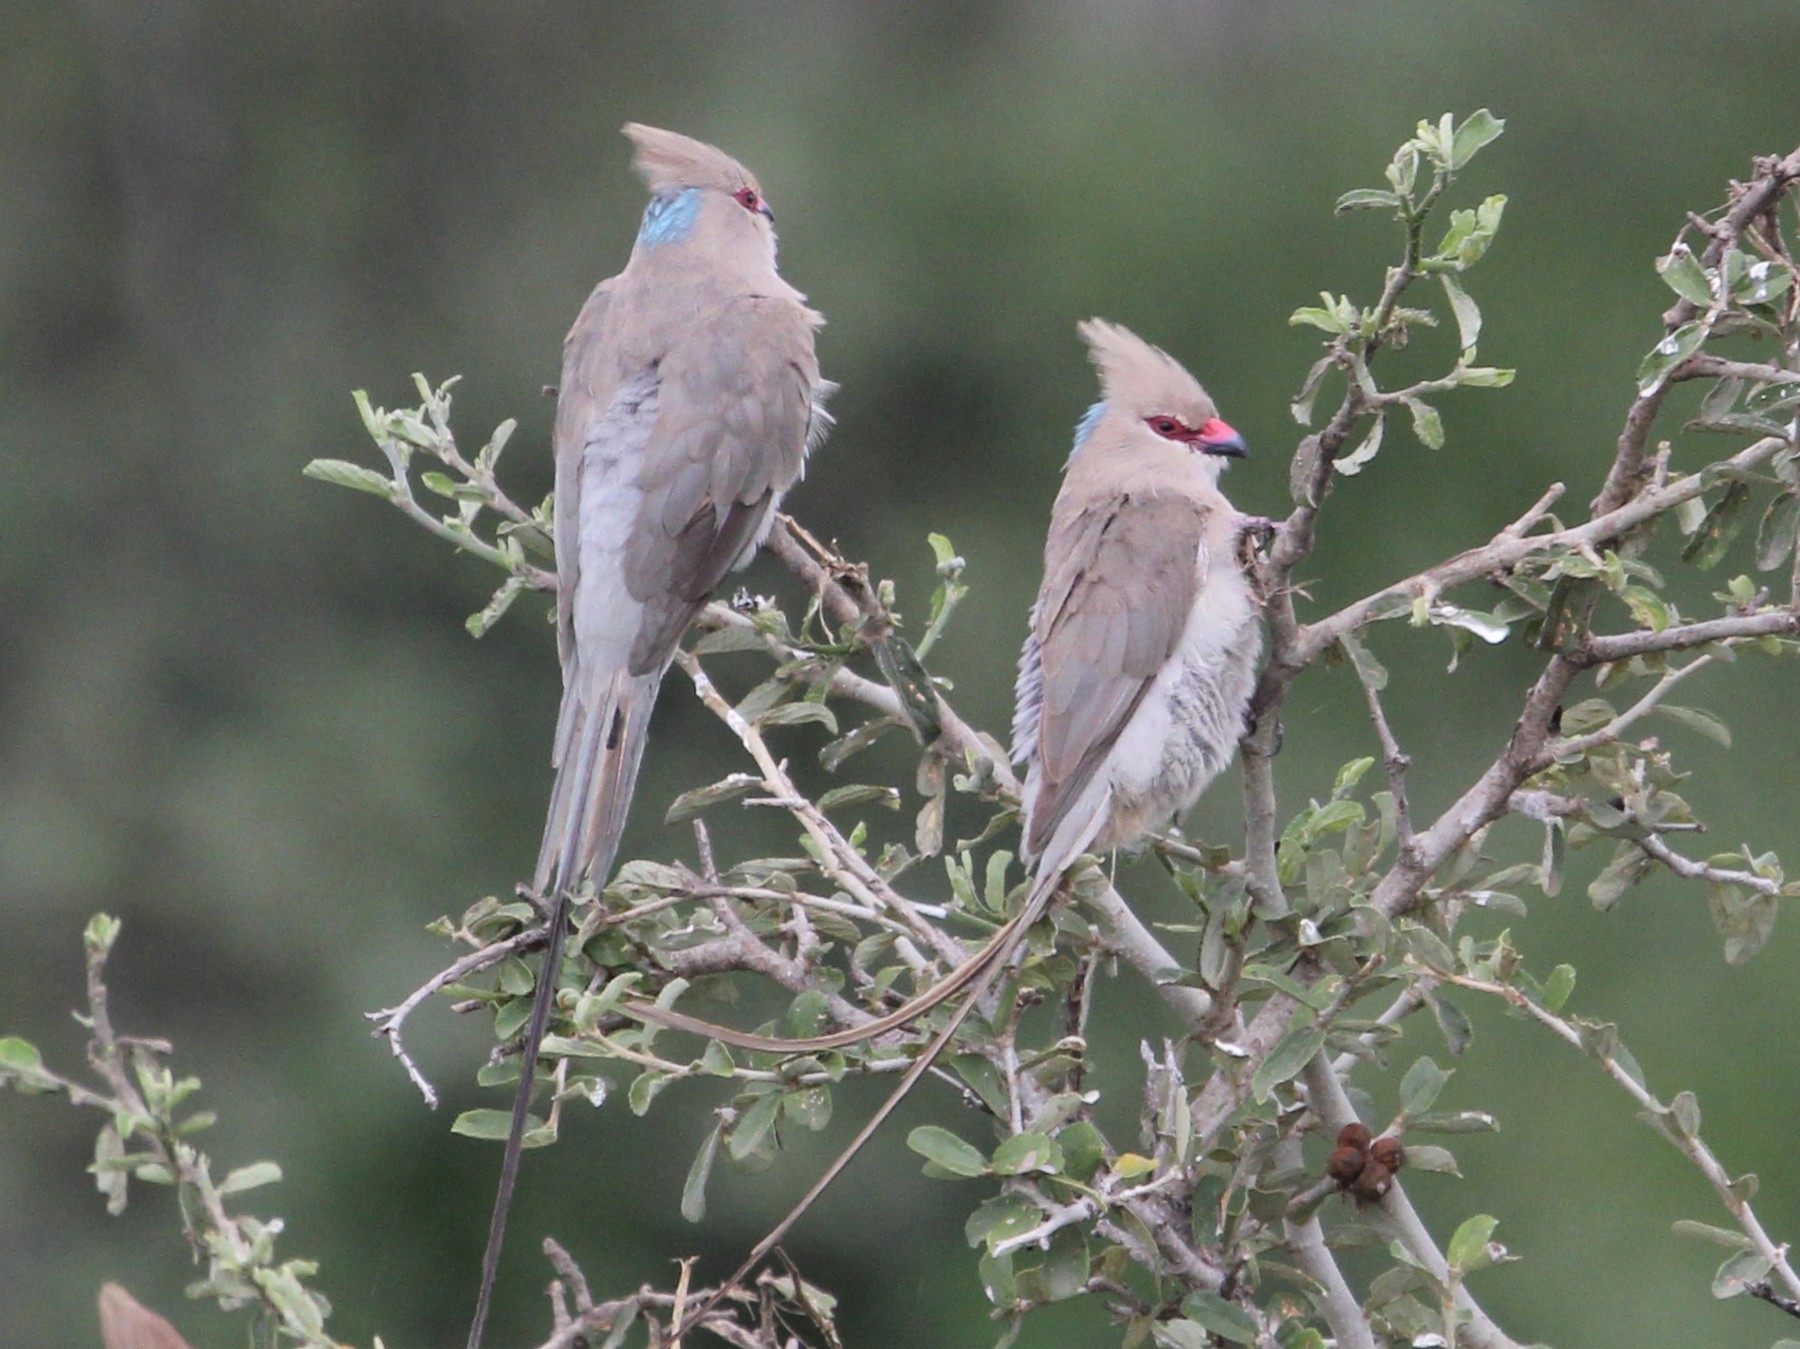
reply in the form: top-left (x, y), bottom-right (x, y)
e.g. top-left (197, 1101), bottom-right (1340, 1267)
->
top-left (1326, 1144), bottom-right (1367, 1188)
top-left (1325, 1123), bottom-right (1372, 1189)
top-left (1350, 1159), bottom-right (1394, 1204)
top-left (1370, 1135), bottom-right (1405, 1174)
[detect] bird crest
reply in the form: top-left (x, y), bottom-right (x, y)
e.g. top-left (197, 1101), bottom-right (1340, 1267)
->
top-left (624, 123), bottom-right (760, 197)
top-left (1077, 317), bottom-right (1214, 421)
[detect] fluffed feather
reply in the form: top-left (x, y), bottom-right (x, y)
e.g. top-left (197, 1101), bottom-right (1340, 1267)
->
top-left (625, 122), bottom-right (761, 197)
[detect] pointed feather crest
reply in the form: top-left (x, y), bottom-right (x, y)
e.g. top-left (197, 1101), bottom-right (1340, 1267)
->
top-left (623, 123), bottom-right (759, 196)
top-left (1077, 318), bottom-right (1214, 421)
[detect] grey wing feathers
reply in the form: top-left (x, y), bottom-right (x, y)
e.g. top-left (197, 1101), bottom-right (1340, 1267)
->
top-left (1011, 603), bottom-right (1044, 767)
top-left (624, 295), bottom-right (819, 670)
top-left (553, 281), bottom-right (619, 673)
top-left (1025, 493), bottom-right (1204, 858)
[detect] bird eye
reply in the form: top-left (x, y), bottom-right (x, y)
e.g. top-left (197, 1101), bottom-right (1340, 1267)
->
top-left (734, 187), bottom-right (761, 211)
top-left (1147, 416), bottom-right (1185, 440)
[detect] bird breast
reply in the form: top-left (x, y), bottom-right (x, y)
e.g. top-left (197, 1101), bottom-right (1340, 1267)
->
top-left (1097, 559), bottom-right (1260, 851)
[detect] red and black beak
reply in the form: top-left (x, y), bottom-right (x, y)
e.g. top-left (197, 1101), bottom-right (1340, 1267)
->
top-left (1197, 417), bottom-right (1248, 458)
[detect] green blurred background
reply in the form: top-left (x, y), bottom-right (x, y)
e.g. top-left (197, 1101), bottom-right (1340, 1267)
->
top-left (5, 3), bottom-right (1800, 1345)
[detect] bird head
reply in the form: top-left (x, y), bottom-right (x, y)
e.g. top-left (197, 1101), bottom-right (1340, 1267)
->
top-left (1073, 318), bottom-right (1246, 478)
top-left (623, 123), bottom-right (779, 260)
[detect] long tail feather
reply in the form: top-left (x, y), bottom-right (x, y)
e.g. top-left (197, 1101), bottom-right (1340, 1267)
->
top-left (668, 863), bottom-right (1069, 1340)
top-left (467, 674), bottom-right (656, 1349)
top-left (618, 799), bottom-right (1109, 1056)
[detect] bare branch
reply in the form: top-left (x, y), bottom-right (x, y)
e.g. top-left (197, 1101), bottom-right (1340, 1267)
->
top-left (366, 928), bottom-right (540, 1107)
top-left (1581, 610), bottom-right (1800, 663)
top-left (1444, 971), bottom-right (1800, 1305)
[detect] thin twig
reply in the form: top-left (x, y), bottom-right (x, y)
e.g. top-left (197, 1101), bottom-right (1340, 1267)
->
top-left (365, 929), bottom-right (540, 1106)
top-left (1442, 971), bottom-right (1800, 1305)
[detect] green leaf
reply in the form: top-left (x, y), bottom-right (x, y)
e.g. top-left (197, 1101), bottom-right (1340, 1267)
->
top-left (1057, 1121), bottom-right (1106, 1183)
top-left (1151, 1322), bottom-right (1214, 1349)
top-left (218, 1162), bottom-right (283, 1196)
top-left (1746, 378), bottom-right (1800, 413)
top-left (1670, 1090), bottom-right (1702, 1136)
top-left (1399, 922), bottom-right (1454, 971)
top-left (613, 859), bottom-right (684, 891)
top-left (1730, 253), bottom-right (1794, 304)
top-left (1655, 246), bottom-right (1715, 305)
top-left (947, 1054), bottom-right (1008, 1118)
top-left (907, 1125), bottom-right (988, 1178)
top-left (1710, 882), bottom-right (1777, 965)
top-left (1589, 844), bottom-right (1651, 911)
top-left (1405, 1110), bottom-right (1499, 1135)
top-left (1335, 187), bottom-right (1402, 214)
top-left (727, 1092), bottom-right (781, 1159)
top-left (1400, 1056), bottom-right (1452, 1115)
top-left (1619, 583), bottom-right (1670, 633)
top-left (1333, 410), bottom-right (1385, 476)
top-left (1433, 194), bottom-right (1507, 269)
top-left (783, 1086), bottom-right (833, 1132)
top-left (966, 1193), bottom-right (1042, 1251)
top-left (816, 783), bottom-right (901, 813)
top-left (872, 634), bottom-right (942, 741)
top-left (628, 1069), bottom-right (674, 1118)
top-left (466, 575), bottom-right (527, 638)
top-left (302, 458), bottom-right (394, 498)
top-left (818, 716), bottom-right (903, 772)
top-left (93, 1123), bottom-right (127, 1214)
top-left (1755, 492), bottom-right (1800, 571)
top-left (0, 1036), bottom-right (48, 1089)
top-left (1039, 1227), bottom-right (1089, 1302)
top-left (697, 1040), bottom-right (734, 1077)
top-left (1638, 321), bottom-right (1707, 396)
top-left (1333, 756), bottom-right (1376, 797)
top-left (1712, 1248), bottom-right (1773, 1298)
top-left (1337, 633), bottom-right (1388, 693)
top-left (1291, 356), bottom-right (1335, 427)
top-left (421, 469), bottom-right (483, 501)
top-left (1428, 603), bottom-right (1511, 645)
top-left (1682, 481), bottom-right (1752, 569)
top-left (1449, 109), bottom-right (1505, 169)
top-left (1670, 1219), bottom-right (1754, 1250)
top-left (1440, 274), bottom-right (1481, 353)
top-left (786, 989), bottom-right (831, 1038)
top-left (1656, 704), bottom-right (1731, 748)
top-left (1407, 396), bottom-right (1447, 450)
top-left (1428, 991), bottom-right (1474, 1056)
top-left (1304, 798), bottom-right (1368, 839)
top-left (1541, 964), bottom-right (1577, 1013)
top-left (1251, 1025), bottom-right (1325, 1102)
top-left (664, 773), bottom-right (758, 824)
top-left (1447, 1213), bottom-right (1500, 1271)
top-left (1404, 1143), bottom-right (1462, 1176)
top-left (679, 1126), bottom-right (719, 1221)
top-left (1178, 1291), bottom-right (1259, 1344)
top-left (689, 623), bottom-right (770, 656)
top-left (759, 701), bottom-right (839, 734)
top-left (1456, 364), bottom-right (1515, 388)
top-left (452, 1108), bottom-right (549, 1147)
top-left (1290, 293), bottom-right (1355, 335)
top-left (1700, 374), bottom-right (1745, 425)
top-left (992, 1131), bottom-right (1063, 1176)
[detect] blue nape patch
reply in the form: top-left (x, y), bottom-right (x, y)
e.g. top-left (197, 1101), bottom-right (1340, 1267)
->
top-left (1066, 400), bottom-right (1106, 464)
top-left (637, 188), bottom-right (700, 246)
